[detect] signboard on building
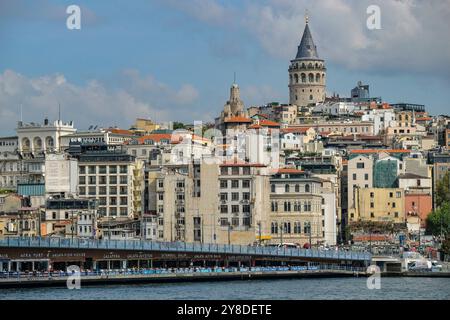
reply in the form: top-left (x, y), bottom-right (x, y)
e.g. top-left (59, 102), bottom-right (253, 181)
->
top-left (45, 154), bottom-right (78, 194)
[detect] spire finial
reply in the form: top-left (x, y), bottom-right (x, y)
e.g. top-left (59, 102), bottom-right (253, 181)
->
top-left (233, 71), bottom-right (236, 84)
top-left (305, 9), bottom-right (309, 24)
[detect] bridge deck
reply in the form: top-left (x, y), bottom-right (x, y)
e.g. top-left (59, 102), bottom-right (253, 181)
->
top-left (0, 237), bottom-right (371, 262)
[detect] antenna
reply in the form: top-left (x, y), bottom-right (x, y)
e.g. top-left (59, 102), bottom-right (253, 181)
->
top-left (20, 104), bottom-right (23, 122)
top-left (233, 72), bottom-right (236, 84)
top-left (305, 9), bottom-right (309, 24)
top-left (58, 102), bottom-right (61, 122)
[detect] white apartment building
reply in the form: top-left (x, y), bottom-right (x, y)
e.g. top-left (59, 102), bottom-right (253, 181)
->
top-left (77, 151), bottom-right (144, 219)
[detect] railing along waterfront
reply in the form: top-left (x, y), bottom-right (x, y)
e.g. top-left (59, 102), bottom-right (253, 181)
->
top-left (0, 265), bottom-right (368, 280)
top-left (0, 237), bottom-right (372, 261)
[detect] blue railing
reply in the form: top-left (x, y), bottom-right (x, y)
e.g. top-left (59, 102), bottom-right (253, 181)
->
top-left (0, 237), bottom-right (372, 261)
top-left (0, 265), bottom-right (367, 280)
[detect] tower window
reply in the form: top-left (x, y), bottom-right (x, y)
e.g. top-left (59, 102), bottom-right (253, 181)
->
top-left (309, 95), bottom-right (313, 100)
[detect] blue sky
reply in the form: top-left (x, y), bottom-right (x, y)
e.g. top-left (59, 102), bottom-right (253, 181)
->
top-left (1, 0), bottom-right (449, 135)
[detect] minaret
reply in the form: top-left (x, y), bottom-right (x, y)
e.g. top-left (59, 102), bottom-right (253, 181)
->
top-left (288, 13), bottom-right (326, 107)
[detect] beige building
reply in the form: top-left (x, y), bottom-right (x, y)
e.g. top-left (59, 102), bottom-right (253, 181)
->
top-left (131, 118), bottom-right (160, 135)
top-left (269, 169), bottom-right (324, 246)
top-left (347, 155), bottom-right (373, 219)
top-left (149, 160), bottom-right (271, 245)
top-left (353, 188), bottom-right (405, 223)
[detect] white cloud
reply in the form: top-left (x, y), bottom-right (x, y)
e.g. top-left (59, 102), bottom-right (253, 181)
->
top-left (162, 0), bottom-right (450, 77)
top-left (0, 69), bottom-right (202, 135)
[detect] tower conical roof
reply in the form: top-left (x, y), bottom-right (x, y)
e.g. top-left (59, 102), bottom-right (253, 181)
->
top-left (295, 22), bottom-right (319, 60)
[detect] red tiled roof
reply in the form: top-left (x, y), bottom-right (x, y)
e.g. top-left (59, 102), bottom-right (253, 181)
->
top-left (224, 116), bottom-right (252, 123)
top-left (259, 119), bottom-right (280, 127)
top-left (281, 127), bottom-right (311, 134)
top-left (353, 235), bottom-right (392, 242)
top-left (272, 168), bottom-right (304, 174)
top-left (416, 117), bottom-right (432, 121)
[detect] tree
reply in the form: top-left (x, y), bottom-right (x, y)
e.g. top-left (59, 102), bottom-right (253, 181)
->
top-left (426, 202), bottom-right (450, 237)
top-left (172, 122), bottom-right (185, 130)
top-left (436, 171), bottom-right (450, 208)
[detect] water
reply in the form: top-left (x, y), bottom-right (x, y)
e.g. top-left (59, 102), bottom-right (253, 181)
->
top-left (1, 277), bottom-right (449, 300)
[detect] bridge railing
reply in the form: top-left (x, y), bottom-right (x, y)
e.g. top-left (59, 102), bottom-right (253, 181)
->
top-left (0, 237), bottom-right (372, 261)
top-left (0, 264), bottom-right (368, 281)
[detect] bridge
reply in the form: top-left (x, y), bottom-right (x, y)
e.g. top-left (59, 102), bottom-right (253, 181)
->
top-left (0, 237), bottom-right (371, 273)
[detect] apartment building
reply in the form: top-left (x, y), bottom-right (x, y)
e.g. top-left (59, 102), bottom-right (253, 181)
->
top-left (149, 160), bottom-right (271, 245)
top-left (44, 198), bottom-right (98, 238)
top-left (353, 188), bottom-right (405, 223)
top-left (77, 150), bottom-right (144, 219)
top-left (289, 121), bottom-right (374, 136)
top-left (269, 169), bottom-right (324, 246)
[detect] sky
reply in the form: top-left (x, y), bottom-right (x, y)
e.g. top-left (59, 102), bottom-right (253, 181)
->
top-left (0, 0), bottom-right (449, 135)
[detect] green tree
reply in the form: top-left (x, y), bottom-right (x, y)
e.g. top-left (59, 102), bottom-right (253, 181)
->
top-left (426, 202), bottom-right (450, 237)
top-left (436, 171), bottom-right (450, 208)
top-left (172, 122), bottom-right (185, 130)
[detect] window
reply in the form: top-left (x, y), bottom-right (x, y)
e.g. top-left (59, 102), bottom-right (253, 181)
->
top-left (243, 192), bottom-right (250, 200)
top-left (396, 192), bottom-right (401, 198)
top-left (109, 186), bottom-right (117, 195)
top-left (88, 176), bottom-right (96, 185)
top-left (158, 180), bottom-right (164, 188)
top-left (370, 192), bottom-right (374, 198)
top-left (271, 184), bottom-right (275, 193)
top-left (364, 173), bottom-right (369, 181)
top-left (305, 184), bottom-right (310, 193)
top-left (109, 176), bottom-right (117, 184)
top-left (271, 202), bottom-right (278, 212)
top-left (220, 193), bottom-right (228, 201)
top-left (242, 180), bottom-right (250, 188)
top-left (79, 166), bottom-right (86, 174)
top-left (242, 167), bottom-right (250, 175)
top-left (220, 205), bottom-right (228, 214)
top-left (220, 218), bottom-right (229, 226)
top-left (220, 180), bottom-right (228, 189)
top-left (389, 192), bottom-right (393, 198)
top-left (392, 202), bottom-right (396, 208)
top-left (370, 212), bottom-right (375, 218)
top-left (295, 184), bottom-right (300, 192)
top-left (370, 202), bottom-right (374, 208)
top-left (231, 192), bottom-right (239, 201)
top-left (120, 197), bottom-right (127, 205)
top-left (271, 222), bottom-right (278, 234)
top-left (79, 176), bottom-right (86, 185)
top-left (357, 162), bottom-right (365, 169)
top-left (242, 205), bottom-right (250, 213)
top-left (231, 205), bottom-right (239, 213)
top-left (284, 202), bottom-right (291, 212)
top-left (394, 212), bottom-right (399, 218)
top-left (232, 217), bottom-right (239, 227)
top-left (99, 176), bottom-right (107, 184)
top-left (88, 166), bottom-right (96, 174)
top-left (220, 167), bottom-right (228, 175)
top-left (99, 186), bottom-right (107, 195)
top-left (119, 186), bottom-right (127, 195)
top-left (232, 167), bottom-right (239, 175)
top-left (285, 184), bottom-right (290, 192)
top-left (353, 174), bottom-right (357, 181)
top-left (120, 166), bottom-right (127, 174)
top-left (243, 217), bottom-right (251, 226)
top-left (99, 166), bottom-right (107, 174)
top-left (109, 166), bottom-right (117, 174)
top-left (231, 180), bottom-right (239, 188)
